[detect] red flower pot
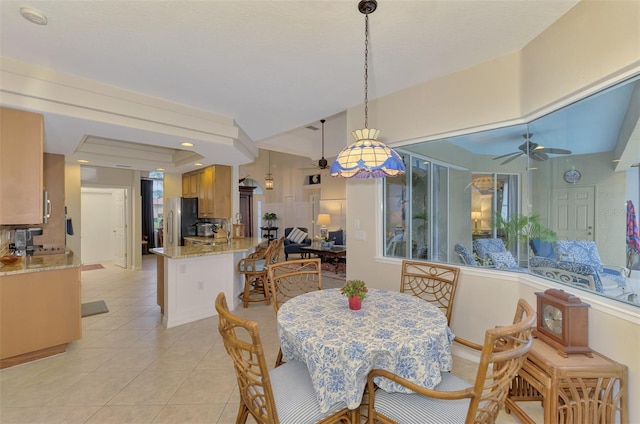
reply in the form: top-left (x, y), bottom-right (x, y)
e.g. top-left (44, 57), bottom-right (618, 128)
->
top-left (349, 296), bottom-right (362, 310)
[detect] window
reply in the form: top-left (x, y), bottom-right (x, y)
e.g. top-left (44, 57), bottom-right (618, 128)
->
top-left (383, 74), bottom-right (640, 307)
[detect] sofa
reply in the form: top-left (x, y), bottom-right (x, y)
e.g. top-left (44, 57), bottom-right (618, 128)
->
top-left (283, 227), bottom-right (312, 260)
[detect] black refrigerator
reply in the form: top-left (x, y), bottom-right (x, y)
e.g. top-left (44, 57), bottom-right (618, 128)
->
top-left (165, 197), bottom-right (199, 247)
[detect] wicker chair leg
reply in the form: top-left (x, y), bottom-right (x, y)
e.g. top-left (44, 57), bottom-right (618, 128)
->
top-left (235, 403), bottom-right (249, 424)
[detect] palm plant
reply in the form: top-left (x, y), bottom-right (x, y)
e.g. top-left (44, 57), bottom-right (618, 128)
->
top-left (493, 212), bottom-right (556, 251)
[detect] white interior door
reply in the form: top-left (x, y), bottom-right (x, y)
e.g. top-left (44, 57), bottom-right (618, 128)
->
top-left (551, 186), bottom-right (595, 241)
top-left (112, 189), bottom-right (127, 268)
top-left (81, 189), bottom-right (114, 264)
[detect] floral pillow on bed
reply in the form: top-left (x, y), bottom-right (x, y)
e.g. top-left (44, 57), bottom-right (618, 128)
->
top-left (488, 251), bottom-right (518, 269)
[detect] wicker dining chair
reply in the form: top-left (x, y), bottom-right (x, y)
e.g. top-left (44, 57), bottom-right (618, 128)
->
top-left (400, 260), bottom-right (461, 324)
top-left (215, 292), bottom-right (354, 424)
top-left (366, 298), bottom-right (536, 424)
top-left (267, 258), bottom-right (323, 367)
top-left (236, 236), bottom-right (284, 308)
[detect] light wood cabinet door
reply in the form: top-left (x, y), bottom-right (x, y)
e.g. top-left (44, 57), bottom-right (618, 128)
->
top-left (0, 267), bottom-right (81, 360)
top-left (211, 165), bottom-right (231, 218)
top-left (37, 153), bottom-right (66, 246)
top-left (199, 167), bottom-right (215, 218)
top-left (0, 107), bottom-right (44, 225)
top-left (182, 171), bottom-right (199, 198)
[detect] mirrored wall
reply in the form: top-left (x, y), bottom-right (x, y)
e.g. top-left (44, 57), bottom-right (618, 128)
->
top-left (384, 74), bottom-right (640, 307)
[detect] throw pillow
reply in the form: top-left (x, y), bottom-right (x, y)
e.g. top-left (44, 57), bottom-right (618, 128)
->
top-left (488, 251), bottom-right (518, 269)
top-left (287, 227), bottom-right (307, 244)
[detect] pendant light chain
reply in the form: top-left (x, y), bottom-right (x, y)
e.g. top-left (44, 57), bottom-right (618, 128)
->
top-left (364, 12), bottom-right (369, 129)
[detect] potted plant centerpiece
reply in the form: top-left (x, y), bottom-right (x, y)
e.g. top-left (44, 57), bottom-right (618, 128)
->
top-left (341, 280), bottom-right (368, 310)
top-left (262, 212), bottom-right (278, 228)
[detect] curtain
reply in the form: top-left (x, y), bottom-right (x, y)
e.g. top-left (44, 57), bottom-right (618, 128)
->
top-left (141, 179), bottom-right (155, 249)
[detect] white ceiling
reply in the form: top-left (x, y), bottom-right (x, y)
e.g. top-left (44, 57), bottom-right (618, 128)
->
top-left (0, 0), bottom-right (581, 171)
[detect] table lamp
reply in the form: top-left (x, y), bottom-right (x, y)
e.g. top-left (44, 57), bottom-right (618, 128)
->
top-left (317, 214), bottom-right (331, 239)
top-left (472, 211), bottom-right (480, 230)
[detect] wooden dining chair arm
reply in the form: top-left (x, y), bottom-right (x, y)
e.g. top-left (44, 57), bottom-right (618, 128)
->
top-left (236, 256), bottom-right (266, 273)
top-left (453, 335), bottom-right (483, 351)
top-left (367, 369), bottom-right (475, 401)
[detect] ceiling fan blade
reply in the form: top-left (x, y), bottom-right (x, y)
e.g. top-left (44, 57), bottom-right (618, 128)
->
top-left (530, 151), bottom-right (549, 161)
top-left (493, 151), bottom-right (520, 160)
top-left (538, 147), bottom-right (572, 155)
top-left (500, 153), bottom-right (523, 165)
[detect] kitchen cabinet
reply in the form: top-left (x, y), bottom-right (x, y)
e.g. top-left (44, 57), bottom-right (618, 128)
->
top-left (182, 165), bottom-right (231, 218)
top-left (0, 266), bottom-right (81, 368)
top-left (35, 153), bottom-right (66, 246)
top-left (182, 171), bottom-right (199, 198)
top-left (0, 107), bottom-right (44, 225)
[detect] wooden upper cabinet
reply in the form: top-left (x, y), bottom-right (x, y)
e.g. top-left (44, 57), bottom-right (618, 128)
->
top-left (37, 153), bottom-right (66, 246)
top-left (182, 171), bottom-right (199, 198)
top-left (182, 165), bottom-right (231, 218)
top-left (0, 107), bottom-right (44, 225)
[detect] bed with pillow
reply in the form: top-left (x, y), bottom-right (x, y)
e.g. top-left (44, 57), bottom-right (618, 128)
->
top-left (283, 227), bottom-right (311, 260)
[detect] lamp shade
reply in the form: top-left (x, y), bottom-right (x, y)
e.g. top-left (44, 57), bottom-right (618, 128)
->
top-left (317, 214), bottom-right (331, 226)
top-left (330, 129), bottom-right (406, 178)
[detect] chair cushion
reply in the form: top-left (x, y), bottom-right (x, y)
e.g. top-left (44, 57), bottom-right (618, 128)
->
top-left (328, 229), bottom-right (344, 245)
top-left (238, 259), bottom-right (265, 272)
top-left (373, 371), bottom-right (472, 423)
top-left (553, 240), bottom-right (603, 272)
top-left (530, 239), bottom-right (555, 258)
top-left (454, 244), bottom-right (477, 266)
top-left (270, 360), bottom-right (349, 424)
top-left (287, 227), bottom-right (308, 244)
top-left (472, 238), bottom-right (506, 261)
top-left (489, 251), bottom-right (518, 269)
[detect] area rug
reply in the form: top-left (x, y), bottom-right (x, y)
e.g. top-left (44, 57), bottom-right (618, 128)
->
top-left (81, 300), bottom-right (109, 317)
top-left (81, 264), bottom-right (104, 272)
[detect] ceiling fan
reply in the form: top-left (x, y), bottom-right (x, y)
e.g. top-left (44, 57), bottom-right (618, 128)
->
top-left (493, 133), bottom-right (572, 165)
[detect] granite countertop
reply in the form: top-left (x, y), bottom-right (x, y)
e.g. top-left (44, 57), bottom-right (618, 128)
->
top-left (0, 250), bottom-right (81, 276)
top-left (151, 237), bottom-right (261, 259)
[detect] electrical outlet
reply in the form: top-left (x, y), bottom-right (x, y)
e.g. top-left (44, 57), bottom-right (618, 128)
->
top-left (354, 230), bottom-right (366, 241)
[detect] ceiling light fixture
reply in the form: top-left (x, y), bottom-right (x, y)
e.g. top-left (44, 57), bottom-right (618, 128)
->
top-left (180, 142), bottom-right (194, 147)
top-left (265, 151), bottom-right (274, 190)
top-left (318, 119), bottom-right (328, 169)
top-left (77, 159), bottom-right (89, 163)
top-left (20, 7), bottom-right (47, 25)
top-left (330, 0), bottom-right (405, 179)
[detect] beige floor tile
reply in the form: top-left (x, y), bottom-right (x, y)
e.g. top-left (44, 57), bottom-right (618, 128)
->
top-left (151, 404), bottom-right (225, 423)
top-left (46, 371), bottom-right (138, 406)
top-left (0, 407), bottom-right (38, 424)
top-left (144, 346), bottom-right (209, 372)
top-left (93, 348), bottom-right (161, 373)
top-left (82, 329), bottom-right (151, 349)
top-left (168, 368), bottom-right (237, 405)
top-left (84, 405), bottom-right (162, 424)
top-left (18, 406), bottom-right (101, 424)
top-left (108, 370), bottom-right (189, 406)
top-left (0, 369), bottom-right (89, 407)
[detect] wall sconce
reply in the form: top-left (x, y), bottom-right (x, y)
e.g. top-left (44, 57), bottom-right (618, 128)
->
top-left (317, 214), bottom-right (331, 239)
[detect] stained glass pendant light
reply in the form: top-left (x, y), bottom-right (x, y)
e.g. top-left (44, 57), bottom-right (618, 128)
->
top-left (330, 0), bottom-right (406, 179)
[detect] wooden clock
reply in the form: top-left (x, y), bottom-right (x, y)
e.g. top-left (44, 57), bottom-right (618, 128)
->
top-left (534, 289), bottom-right (592, 357)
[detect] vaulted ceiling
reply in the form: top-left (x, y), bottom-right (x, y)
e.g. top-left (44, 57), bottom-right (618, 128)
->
top-left (0, 1), bottom-right (581, 172)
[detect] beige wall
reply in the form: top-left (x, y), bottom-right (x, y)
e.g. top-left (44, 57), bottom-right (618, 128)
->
top-left (345, 1), bottom-right (640, 421)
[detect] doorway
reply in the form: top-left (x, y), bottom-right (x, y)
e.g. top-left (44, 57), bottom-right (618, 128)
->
top-left (550, 186), bottom-right (595, 241)
top-left (81, 187), bottom-right (128, 267)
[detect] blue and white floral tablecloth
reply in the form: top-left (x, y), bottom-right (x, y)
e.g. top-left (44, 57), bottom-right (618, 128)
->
top-left (277, 288), bottom-right (454, 412)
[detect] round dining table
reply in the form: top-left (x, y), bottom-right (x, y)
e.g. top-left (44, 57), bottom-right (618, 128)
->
top-left (277, 288), bottom-right (454, 412)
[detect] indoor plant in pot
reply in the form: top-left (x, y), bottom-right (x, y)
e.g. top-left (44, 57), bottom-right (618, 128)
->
top-left (341, 280), bottom-right (368, 310)
top-left (262, 212), bottom-right (278, 228)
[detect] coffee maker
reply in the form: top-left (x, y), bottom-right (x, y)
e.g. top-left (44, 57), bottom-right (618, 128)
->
top-left (13, 228), bottom-right (42, 256)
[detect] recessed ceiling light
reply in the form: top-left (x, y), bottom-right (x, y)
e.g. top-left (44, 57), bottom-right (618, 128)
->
top-left (612, 159), bottom-right (621, 163)
top-left (20, 7), bottom-right (48, 25)
top-left (77, 159), bottom-right (89, 163)
top-left (156, 168), bottom-right (165, 171)
top-left (180, 142), bottom-right (194, 147)
top-left (194, 162), bottom-right (204, 166)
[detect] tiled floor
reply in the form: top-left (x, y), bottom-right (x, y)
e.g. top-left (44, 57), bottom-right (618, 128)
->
top-left (0, 255), bottom-right (541, 423)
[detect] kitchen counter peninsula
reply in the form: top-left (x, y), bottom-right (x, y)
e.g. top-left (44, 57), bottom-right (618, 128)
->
top-left (151, 237), bottom-right (262, 328)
